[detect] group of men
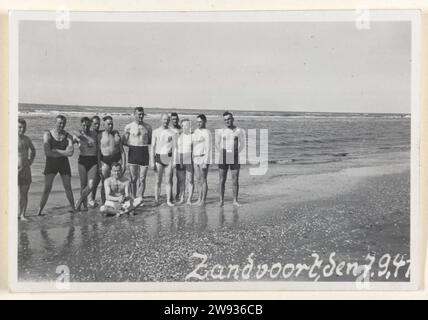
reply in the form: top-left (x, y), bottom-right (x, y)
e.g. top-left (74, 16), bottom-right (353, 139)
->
top-left (18, 107), bottom-right (246, 220)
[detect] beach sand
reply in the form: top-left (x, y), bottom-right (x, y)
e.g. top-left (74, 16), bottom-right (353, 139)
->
top-left (17, 151), bottom-right (410, 283)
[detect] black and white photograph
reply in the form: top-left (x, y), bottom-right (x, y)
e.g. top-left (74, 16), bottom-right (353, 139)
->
top-left (8, 10), bottom-right (420, 291)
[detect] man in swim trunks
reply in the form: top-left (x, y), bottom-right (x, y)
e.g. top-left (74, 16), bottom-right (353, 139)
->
top-left (215, 111), bottom-right (246, 207)
top-left (176, 119), bottom-right (194, 205)
top-left (88, 115), bottom-right (102, 207)
top-left (18, 119), bottom-right (36, 221)
top-left (37, 115), bottom-right (76, 216)
top-left (122, 107), bottom-right (152, 199)
top-left (151, 113), bottom-right (177, 206)
top-left (169, 112), bottom-right (182, 200)
top-left (74, 117), bottom-right (99, 212)
top-left (98, 115), bottom-right (126, 204)
top-left (100, 162), bottom-right (143, 217)
top-left (192, 114), bottom-right (211, 206)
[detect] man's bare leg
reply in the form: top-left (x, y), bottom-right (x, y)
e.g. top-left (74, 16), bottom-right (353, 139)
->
top-left (37, 173), bottom-right (56, 216)
top-left (154, 163), bottom-right (164, 204)
top-left (138, 166), bottom-right (148, 198)
top-left (61, 174), bottom-right (77, 213)
top-left (186, 168), bottom-right (194, 205)
top-left (176, 169), bottom-right (186, 204)
top-left (218, 168), bottom-right (228, 207)
top-left (199, 166), bottom-right (209, 206)
top-left (76, 165), bottom-right (97, 211)
top-left (231, 168), bottom-right (241, 206)
top-left (19, 184), bottom-right (30, 221)
top-left (128, 164), bottom-right (139, 198)
top-left (165, 164), bottom-right (174, 207)
top-left (100, 162), bottom-right (111, 204)
top-left (76, 164), bottom-right (88, 211)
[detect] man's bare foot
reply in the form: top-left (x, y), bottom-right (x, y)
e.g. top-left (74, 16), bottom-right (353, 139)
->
top-left (37, 209), bottom-right (45, 216)
top-left (167, 201), bottom-right (175, 207)
top-left (197, 201), bottom-right (206, 207)
top-left (233, 201), bottom-right (241, 207)
top-left (186, 200), bottom-right (192, 205)
top-left (18, 216), bottom-right (28, 221)
top-left (218, 201), bottom-right (224, 207)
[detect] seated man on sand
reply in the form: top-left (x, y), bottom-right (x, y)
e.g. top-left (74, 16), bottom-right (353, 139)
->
top-left (100, 162), bottom-right (143, 217)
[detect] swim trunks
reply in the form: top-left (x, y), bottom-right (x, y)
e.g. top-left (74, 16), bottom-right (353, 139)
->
top-left (176, 152), bottom-right (193, 171)
top-left (218, 149), bottom-right (240, 170)
top-left (18, 166), bottom-right (32, 185)
top-left (44, 157), bottom-right (71, 176)
top-left (78, 155), bottom-right (98, 172)
top-left (101, 152), bottom-right (121, 166)
top-left (128, 146), bottom-right (149, 166)
top-left (155, 153), bottom-right (172, 167)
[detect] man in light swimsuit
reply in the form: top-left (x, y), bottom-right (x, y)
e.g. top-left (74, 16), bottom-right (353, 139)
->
top-left (88, 115), bottom-right (102, 207)
top-left (192, 114), bottom-right (211, 206)
top-left (100, 162), bottom-right (143, 217)
top-left (215, 111), bottom-right (246, 207)
top-left (176, 119), bottom-right (194, 205)
top-left (98, 116), bottom-right (126, 204)
top-left (169, 112), bottom-right (181, 200)
top-left (18, 119), bottom-right (36, 221)
top-left (122, 107), bottom-right (152, 199)
top-left (151, 114), bottom-right (177, 207)
top-left (37, 115), bottom-right (76, 216)
top-left (74, 117), bottom-right (99, 212)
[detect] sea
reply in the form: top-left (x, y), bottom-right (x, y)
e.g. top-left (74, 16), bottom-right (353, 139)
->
top-left (18, 103), bottom-right (410, 180)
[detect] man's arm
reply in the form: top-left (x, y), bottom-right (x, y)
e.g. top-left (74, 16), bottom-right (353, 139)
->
top-left (238, 129), bottom-right (246, 154)
top-left (104, 179), bottom-right (122, 202)
top-left (43, 132), bottom-right (60, 158)
top-left (204, 131), bottom-right (212, 165)
top-left (122, 124), bottom-right (130, 146)
top-left (151, 130), bottom-right (157, 169)
top-left (28, 137), bottom-right (36, 166)
top-left (54, 134), bottom-right (74, 157)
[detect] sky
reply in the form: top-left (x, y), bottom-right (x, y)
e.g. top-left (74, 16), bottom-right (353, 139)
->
top-left (19, 20), bottom-right (411, 113)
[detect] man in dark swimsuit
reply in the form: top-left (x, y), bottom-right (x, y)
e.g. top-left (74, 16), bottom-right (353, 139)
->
top-left (98, 116), bottom-right (126, 204)
top-left (74, 117), bottom-right (99, 212)
top-left (89, 115), bottom-right (102, 207)
top-left (37, 115), bottom-right (76, 216)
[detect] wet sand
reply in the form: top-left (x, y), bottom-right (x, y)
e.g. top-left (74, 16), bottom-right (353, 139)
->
top-left (18, 152), bottom-right (410, 282)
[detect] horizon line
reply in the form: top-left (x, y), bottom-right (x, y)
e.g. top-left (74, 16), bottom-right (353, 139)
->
top-left (18, 102), bottom-right (410, 115)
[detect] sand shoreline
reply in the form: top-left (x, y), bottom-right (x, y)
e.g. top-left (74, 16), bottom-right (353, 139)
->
top-left (17, 151), bottom-right (410, 282)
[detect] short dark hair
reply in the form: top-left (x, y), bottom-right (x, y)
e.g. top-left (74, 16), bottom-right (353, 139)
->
top-left (18, 118), bottom-right (27, 126)
top-left (103, 115), bottom-right (113, 122)
top-left (196, 114), bottom-right (207, 122)
top-left (223, 111), bottom-right (233, 118)
top-left (81, 117), bottom-right (91, 123)
top-left (171, 112), bottom-right (179, 118)
top-left (134, 106), bottom-right (145, 113)
top-left (56, 115), bottom-right (67, 121)
top-left (91, 115), bottom-right (100, 122)
top-left (111, 162), bottom-right (122, 169)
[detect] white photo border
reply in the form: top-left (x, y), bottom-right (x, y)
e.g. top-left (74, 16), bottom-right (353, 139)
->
top-left (8, 9), bottom-right (421, 292)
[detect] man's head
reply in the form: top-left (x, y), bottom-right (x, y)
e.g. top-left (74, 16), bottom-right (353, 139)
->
top-left (196, 114), bottom-right (207, 129)
top-left (91, 116), bottom-right (101, 131)
top-left (103, 116), bottom-right (114, 132)
top-left (161, 113), bottom-right (170, 129)
top-left (81, 117), bottom-right (92, 132)
top-left (55, 115), bottom-right (67, 131)
top-left (110, 162), bottom-right (123, 179)
top-left (223, 111), bottom-right (234, 128)
top-left (170, 112), bottom-right (179, 128)
top-left (134, 107), bottom-right (145, 123)
top-left (181, 119), bottom-right (191, 134)
top-left (18, 119), bottom-right (27, 136)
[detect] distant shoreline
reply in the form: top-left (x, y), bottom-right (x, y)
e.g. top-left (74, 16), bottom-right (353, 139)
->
top-left (18, 102), bottom-right (410, 117)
